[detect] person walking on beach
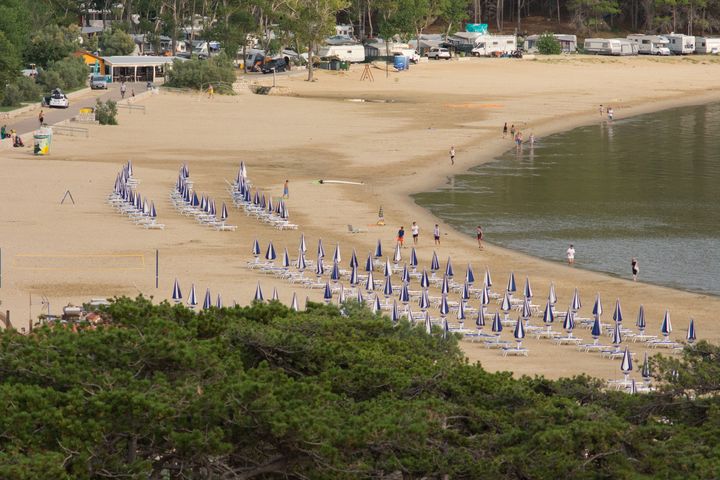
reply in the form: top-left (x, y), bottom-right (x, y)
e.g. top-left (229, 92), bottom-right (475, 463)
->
top-left (631, 257), bottom-right (639, 281)
top-left (411, 221), bottom-right (419, 245)
top-left (433, 224), bottom-right (441, 245)
top-left (599, 104), bottom-right (604, 116)
top-left (397, 226), bottom-right (405, 247)
top-left (207, 84), bottom-right (214, 99)
top-left (607, 106), bottom-right (614, 121)
top-left (449, 146), bottom-right (455, 165)
top-left (566, 244), bottom-right (576, 265)
top-left (283, 180), bottom-right (289, 198)
top-left (120, 81), bottom-right (127, 99)
top-left (515, 131), bottom-right (523, 150)
top-left (529, 133), bottom-right (535, 146)
top-left (510, 124), bottom-right (516, 138)
top-left (38, 110), bottom-right (44, 127)
top-left (476, 225), bottom-right (484, 249)
top-left (503, 122), bottom-right (508, 138)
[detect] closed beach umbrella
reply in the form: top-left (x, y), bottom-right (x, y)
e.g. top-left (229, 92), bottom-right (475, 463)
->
top-left (266, 196), bottom-right (274, 213)
top-left (299, 233), bottom-right (307, 253)
top-left (476, 309), bottom-right (486, 331)
top-left (372, 295), bottom-right (382, 314)
top-left (441, 276), bottom-right (450, 295)
top-left (620, 347), bottom-right (633, 376)
top-left (366, 270), bottom-right (375, 291)
top-left (506, 272), bottom-right (517, 294)
top-left (442, 318), bottom-right (450, 340)
top-left (239, 161), bottom-right (247, 178)
top-left (425, 312), bottom-right (432, 334)
top-left (444, 258), bottom-right (454, 279)
top-left (419, 289), bottom-right (430, 311)
top-left (405, 306), bottom-right (415, 325)
top-left (466, 264), bottom-right (475, 285)
top-left (491, 312), bottom-right (503, 335)
top-left (636, 305), bottom-right (646, 333)
top-left (350, 249), bottom-right (358, 269)
top-left (203, 288), bottom-right (212, 310)
top-left (187, 284), bottom-right (197, 308)
top-left (365, 253), bottom-right (374, 272)
top-left (484, 268), bottom-right (493, 288)
top-left (171, 278), bottom-right (182, 303)
top-left (439, 294), bottom-right (450, 317)
top-left (687, 318), bottom-right (697, 344)
top-left (457, 300), bottom-right (466, 323)
top-left (591, 316), bottom-right (602, 342)
top-left (252, 239), bottom-right (261, 258)
top-left (333, 244), bottom-right (342, 264)
top-left (384, 258), bottom-right (393, 277)
top-left (548, 282), bottom-right (557, 305)
top-left (350, 266), bottom-right (359, 285)
top-left (399, 283), bottom-right (410, 304)
top-left (150, 202), bottom-right (157, 219)
top-left (430, 251), bottom-right (440, 274)
top-left (523, 277), bottom-right (533, 300)
top-left (613, 298), bottom-right (623, 324)
top-left (521, 298), bottom-right (532, 322)
top-left (393, 243), bottom-right (401, 264)
top-left (542, 301), bottom-right (554, 329)
top-left (410, 248), bottom-right (418, 270)
top-left (563, 309), bottom-right (575, 335)
top-left (323, 282), bottom-right (332, 303)
top-left (374, 239), bottom-right (383, 258)
top-left (317, 239), bottom-right (325, 258)
top-left (571, 288), bottom-right (581, 312)
top-left (630, 379), bottom-right (638, 395)
top-left (216, 293), bottom-right (223, 308)
top-left (282, 248), bottom-right (291, 269)
top-left (315, 256), bottom-right (324, 277)
top-left (296, 253), bottom-right (307, 271)
top-left (592, 293), bottom-right (603, 318)
top-left (383, 276), bottom-right (394, 298)
top-left (254, 282), bottom-right (264, 302)
top-left (356, 289), bottom-right (364, 304)
top-left (338, 284), bottom-right (346, 304)
top-left (500, 292), bottom-right (512, 318)
top-left (330, 261), bottom-right (341, 282)
top-left (401, 264), bottom-right (410, 284)
top-left (265, 242), bottom-right (277, 262)
top-left (420, 269), bottom-right (430, 289)
top-left (660, 310), bottom-right (672, 337)
top-left (641, 352), bottom-right (651, 380)
top-left (514, 317), bottom-right (525, 347)
top-left (480, 284), bottom-right (490, 308)
top-left (391, 300), bottom-right (400, 324)
top-left (611, 322), bottom-right (623, 347)
top-left (272, 287), bottom-right (279, 302)
top-left (461, 282), bottom-right (471, 302)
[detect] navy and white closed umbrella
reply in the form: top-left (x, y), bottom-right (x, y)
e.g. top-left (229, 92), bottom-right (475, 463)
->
top-left (384, 258), bottom-right (393, 277)
top-left (591, 316), bottom-right (602, 342)
top-left (461, 282), bottom-right (471, 302)
top-left (410, 248), bottom-right (418, 270)
top-left (383, 276), bottom-right (394, 298)
top-left (315, 256), bottom-right (324, 277)
top-left (630, 379), bottom-right (638, 395)
top-left (456, 300), bottom-right (466, 323)
top-left (216, 293), bottom-right (223, 308)
top-left (542, 301), bottom-right (554, 328)
top-left (480, 284), bottom-right (490, 307)
top-left (445, 257), bottom-right (454, 278)
top-left (366, 270), bottom-right (375, 291)
top-left (612, 298), bottom-right (623, 324)
top-left (333, 244), bottom-right (342, 264)
top-left (203, 288), bottom-right (212, 310)
top-left (491, 312), bottom-right (503, 335)
top-left (514, 317), bottom-right (525, 347)
top-left (150, 202), bottom-right (157, 219)
top-left (548, 282), bottom-right (557, 305)
top-left (356, 289), bottom-right (364, 305)
top-left (338, 284), bottom-right (346, 304)
top-left (484, 268), bottom-right (493, 288)
top-left (399, 283), bottom-right (410, 304)
top-left (265, 242), bottom-right (277, 262)
top-left (611, 322), bottom-right (623, 347)
top-left (282, 248), bottom-right (291, 269)
top-left (391, 300), bottom-right (400, 324)
top-left (188, 283), bottom-right (198, 308)
top-left (330, 261), bottom-right (341, 282)
top-left (401, 264), bottom-right (410, 284)
top-left (272, 287), bottom-right (279, 302)
top-left (372, 295), bottom-right (382, 314)
top-left (641, 352), bottom-right (651, 380)
top-left (172, 278), bottom-right (182, 303)
top-left (506, 272), bottom-right (517, 295)
top-left (523, 277), bottom-right (533, 300)
top-left (317, 239), bottom-right (325, 258)
top-left (221, 202), bottom-right (228, 222)
top-left (592, 293), bottom-right (603, 318)
top-left (442, 318), bottom-right (450, 340)
top-left (620, 346), bottom-right (633, 375)
top-left (365, 253), bottom-right (374, 272)
top-left (252, 239), bottom-right (261, 257)
top-left (430, 251), bottom-right (440, 274)
top-left (466, 264), bottom-right (475, 285)
top-left (254, 282), bottom-right (264, 302)
top-left (441, 276), bottom-right (450, 295)
top-left (350, 266), bottom-right (359, 285)
top-left (323, 282), bottom-right (332, 303)
top-left (687, 318), bottom-right (697, 344)
top-left (350, 249), bottom-right (358, 269)
top-left (393, 243), bottom-right (401, 264)
top-left (296, 253), bottom-right (307, 271)
top-left (476, 309), bottom-right (486, 330)
top-left (571, 288), bottom-right (581, 312)
top-left (501, 292), bottom-right (512, 317)
top-left (425, 312), bottom-right (432, 334)
top-left (521, 298), bottom-right (532, 322)
top-left (439, 294), bottom-right (450, 317)
top-left (299, 233), bottom-right (307, 253)
top-left (420, 269), bottom-right (430, 289)
top-left (660, 310), bottom-right (672, 337)
top-left (419, 289), bottom-right (430, 311)
top-left (563, 309), bottom-right (575, 334)
top-left (374, 239), bottom-right (383, 258)
top-left (636, 305), bottom-right (646, 333)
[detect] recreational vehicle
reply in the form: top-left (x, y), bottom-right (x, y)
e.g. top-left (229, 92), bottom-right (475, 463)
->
top-left (470, 35), bottom-right (517, 56)
top-left (523, 34), bottom-right (577, 53)
top-left (626, 34), bottom-right (671, 55)
top-left (665, 34), bottom-right (695, 54)
top-left (584, 38), bottom-right (638, 56)
top-left (317, 44), bottom-right (365, 62)
top-left (695, 37), bottom-right (720, 54)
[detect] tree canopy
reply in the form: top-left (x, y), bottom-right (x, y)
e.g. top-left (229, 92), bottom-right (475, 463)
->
top-left (1, 297), bottom-right (719, 479)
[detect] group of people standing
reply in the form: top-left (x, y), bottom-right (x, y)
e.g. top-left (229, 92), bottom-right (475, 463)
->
top-left (396, 222), bottom-right (484, 249)
top-left (503, 122), bottom-right (535, 148)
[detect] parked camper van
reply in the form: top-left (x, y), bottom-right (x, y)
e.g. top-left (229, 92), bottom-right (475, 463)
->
top-left (317, 44), bottom-right (365, 62)
top-left (626, 34), bottom-right (671, 55)
top-left (695, 37), bottom-right (720, 54)
top-left (665, 34), bottom-right (695, 54)
top-left (584, 38), bottom-right (638, 56)
top-left (471, 35), bottom-right (517, 56)
top-left (524, 34), bottom-right (577, 53)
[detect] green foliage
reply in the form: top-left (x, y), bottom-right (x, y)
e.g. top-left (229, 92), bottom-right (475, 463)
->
top-left (24, 24), bottom-right (81, 68)
top-left (99, 29), bottom-right (136, 56)
top-left (37, 57), bottom-right (88, 91)
top-left (95, 99), bottom-right (118, 125)
top-left (2, 297), bottom-right (720, 478)
top-left (537, 32), bottom-right (563, 54)
top-left (0, 32), bottom-right (21, 101)
top-left (166, 55), bottom-right (236, 92)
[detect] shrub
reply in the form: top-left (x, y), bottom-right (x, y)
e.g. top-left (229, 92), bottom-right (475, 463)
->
top-left (95, 99), bottom-right (118, 125)
top-left (166, 54), bottom-right (235, 93)
top-left (38, 56), bottom-right (89, 91)
top-left (24, 25), bottom-right (81, 68)
top-left (12, 75), bottom-right (43, 103)
top-left (537, 32), bottom-right (562, 55)
top-left (1, 83), bottom-right (21, 107)
top-left (100, 29), bottom-right (136, 56)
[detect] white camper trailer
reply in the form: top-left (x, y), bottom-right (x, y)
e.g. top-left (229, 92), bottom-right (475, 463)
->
top-left (695, 37), bottom-right (720, 54)
top-left (470, 35), bottom-right (517, 56)
top-left (523, 34), bottom-right (577, 53)
top-left (317, 44), bottom-right (365, 62)
top-left (665, 34), bottom-right (695, 54)
top-left (584, 38), bottom-right (638, 55)
top-left (626, 34), bottom-right (671, 55)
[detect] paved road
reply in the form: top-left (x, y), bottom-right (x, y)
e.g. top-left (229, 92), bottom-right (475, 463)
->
top-left (5, 82), bottom-right (142, 136)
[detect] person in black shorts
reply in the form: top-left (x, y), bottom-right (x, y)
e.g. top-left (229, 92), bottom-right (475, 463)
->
top-left (476, 225), bottom-right (484, 249)
top-left (631, 257), bottom-right (639, 281)
top-left (433, 224), bottom-right (440, 245)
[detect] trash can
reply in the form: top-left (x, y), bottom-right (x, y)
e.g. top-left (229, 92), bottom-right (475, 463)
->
top-left (33, 127), bottom-right (52, 156)
top-left (329, 59), bottom-right (341, 71)
top-left (393, 55), bottom-right (408, 71)
top-left (340, 61), bottom-right (349, 70)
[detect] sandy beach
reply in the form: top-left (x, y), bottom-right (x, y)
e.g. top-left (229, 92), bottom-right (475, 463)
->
top-left (2, 55), bottom-right (720, 381)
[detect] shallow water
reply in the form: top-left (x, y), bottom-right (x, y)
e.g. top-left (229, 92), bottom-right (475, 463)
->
top-left (413, 103), bottom-right (720, 295)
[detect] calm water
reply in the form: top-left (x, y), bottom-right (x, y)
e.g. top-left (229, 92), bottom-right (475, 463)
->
top-left (414, 103), bottom-right (720, 295)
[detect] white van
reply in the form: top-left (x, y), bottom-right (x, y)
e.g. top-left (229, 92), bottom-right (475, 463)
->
top-left (626, 34), bottom-right (671, 55)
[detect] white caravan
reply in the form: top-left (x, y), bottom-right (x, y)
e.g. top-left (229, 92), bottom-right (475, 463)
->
top-left (317, 44), bottom-right (365, 62)
top-left (471, 35), bottom-right (517, 56)
top-left (695, 37), bottom-right (720, 54)
top-left (665, 34), bottom-right (695, 54)
top-left (626, 34), bottom-right (671, 55)
top-left (584, 38), bottom-right (638, 55)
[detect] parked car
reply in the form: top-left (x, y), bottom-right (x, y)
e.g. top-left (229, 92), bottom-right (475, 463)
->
top-left (43, 88), bottom-right (70, 109)
top-left (90, 75), bottom-right (108, 89)
top-left (426, 47), bottom-right (451, 60)
top-left (261, 58), bottom-right (288, 74)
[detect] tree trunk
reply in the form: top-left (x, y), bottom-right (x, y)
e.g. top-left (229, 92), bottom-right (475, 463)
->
top-left (307, 42), bottom-right (314, 81)
top-left (557, 0), bottom-right (560, 22)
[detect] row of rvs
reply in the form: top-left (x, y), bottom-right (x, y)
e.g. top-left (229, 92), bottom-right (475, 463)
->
top-left (585, 34), bottom-right (720, 56)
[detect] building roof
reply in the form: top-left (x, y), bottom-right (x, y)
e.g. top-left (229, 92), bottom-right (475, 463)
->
top-left (81, 26), bottom-right (105, 35)
top-left (103, 56), bottom-right (179, 66)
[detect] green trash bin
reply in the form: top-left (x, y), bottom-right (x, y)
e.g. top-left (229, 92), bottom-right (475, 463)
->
top-left (340, 61), bottom-right (349, 70)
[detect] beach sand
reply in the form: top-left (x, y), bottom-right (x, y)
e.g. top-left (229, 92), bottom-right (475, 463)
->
top-left (1, 55), bottom-right (719, 381)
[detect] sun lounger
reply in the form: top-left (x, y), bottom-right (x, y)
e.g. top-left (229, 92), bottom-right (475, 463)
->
top-left (144, 221), bottom-right (165, 230)
top-left (577, 343), bottom-right (608, 352)
top-left (347, 224), bottom-right (366, 233)
top-left (502, 347), bottom-right (529, 357)
top-left (484, 338), bottom-right (512, 349)
top-left (553, 336), bottom-right (583, 345)
top-left (648, 339), bottom-right (681, 349)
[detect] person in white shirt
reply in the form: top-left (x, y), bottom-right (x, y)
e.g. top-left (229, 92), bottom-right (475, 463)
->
top-left (411, 222), bottom-right (420, 245)
top-left (566, 244), bottom-right (576, 265)
top-left (434, 224), bottom-right (440, 245)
